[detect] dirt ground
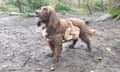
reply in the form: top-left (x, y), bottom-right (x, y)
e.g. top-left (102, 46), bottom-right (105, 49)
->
top-left (0, 12), bottom-right (120, 72)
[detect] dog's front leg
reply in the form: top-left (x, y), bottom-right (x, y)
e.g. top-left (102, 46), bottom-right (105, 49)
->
top-left (47, 41), bottom-right (54, 57)
top-left (52, 34), bottom-right (62, 63)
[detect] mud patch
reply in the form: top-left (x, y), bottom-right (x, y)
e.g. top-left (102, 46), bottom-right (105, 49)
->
top-left (0, 13), bottom-right (120, 72)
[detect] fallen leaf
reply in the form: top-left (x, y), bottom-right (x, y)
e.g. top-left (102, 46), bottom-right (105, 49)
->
top-left (90, 70), bottom-right (94, 72)
top-left (50, 67), bottom-right (55, 71)
top-left (106, 47), bottom-right (112, 53)
top-left (96, 56), bottom-right (103, 61)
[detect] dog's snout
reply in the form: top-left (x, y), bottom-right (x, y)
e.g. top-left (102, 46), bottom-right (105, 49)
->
top-left (35, 10), bottom-right (39, 14)
top-left (35, 10), bottom-right (40, 17)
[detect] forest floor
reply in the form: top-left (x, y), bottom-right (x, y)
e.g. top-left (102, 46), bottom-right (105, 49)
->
top-left (0, 12), bottom-right (120, 72)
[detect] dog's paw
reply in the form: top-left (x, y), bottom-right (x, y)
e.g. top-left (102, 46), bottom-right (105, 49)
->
top-left (52, 58), bottom-right (59, 64)
top-left (69, 45), bottom-right (75, 49)
top-left (47, 53), bottom-right (54, 57)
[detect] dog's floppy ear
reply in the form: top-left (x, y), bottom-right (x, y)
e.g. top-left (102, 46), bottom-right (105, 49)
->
top-left (48, 6), bottom-right (59, 27)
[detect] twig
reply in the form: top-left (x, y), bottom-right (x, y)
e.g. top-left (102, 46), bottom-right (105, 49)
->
top-left (22, 57), bottom-right (31, 67)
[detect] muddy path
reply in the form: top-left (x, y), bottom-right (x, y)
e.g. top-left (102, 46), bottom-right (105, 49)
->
top-left (0, 12), bottom-right (120, 72)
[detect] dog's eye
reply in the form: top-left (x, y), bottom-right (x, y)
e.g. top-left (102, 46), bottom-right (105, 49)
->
top-left (43, 8), bottom-right (48, 12)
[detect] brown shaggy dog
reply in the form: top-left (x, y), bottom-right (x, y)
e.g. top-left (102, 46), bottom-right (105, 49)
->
top-left (35, 6), bottom-right (96, 62)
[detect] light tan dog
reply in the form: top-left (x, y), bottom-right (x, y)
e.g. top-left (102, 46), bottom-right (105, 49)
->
top-left (64, 20), bottom-right (80, 40)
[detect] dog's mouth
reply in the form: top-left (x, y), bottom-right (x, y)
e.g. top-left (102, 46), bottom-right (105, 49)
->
top-left (37, 21), bottom-right (41, 27)
top-left (35, 14), bottom-right (45, 27)
top-left (35, 17), bottom-right (42, 27)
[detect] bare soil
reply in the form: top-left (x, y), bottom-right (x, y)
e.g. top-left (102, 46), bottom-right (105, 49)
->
top-left (0, 12), bottom-right (120, 72)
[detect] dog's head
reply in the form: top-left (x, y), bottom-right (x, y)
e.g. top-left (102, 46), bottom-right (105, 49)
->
top-left (35, 6), bottom-right (58, 27)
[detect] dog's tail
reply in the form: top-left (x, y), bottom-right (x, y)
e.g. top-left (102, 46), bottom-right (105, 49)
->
top-left (87, 29), bottom-right (97, 36)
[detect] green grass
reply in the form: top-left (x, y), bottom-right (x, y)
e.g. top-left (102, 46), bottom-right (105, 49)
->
top-left (0, 5), bottom-right (19, 12)
top-left (55, 2), bottom-right (78, 13)
top-left (108, 7), bottom-right (120, 16)
top-left (77, 8), bottom-right (88, 14)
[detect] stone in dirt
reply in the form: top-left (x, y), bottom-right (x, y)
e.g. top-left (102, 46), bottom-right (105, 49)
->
top-left (94, 14), bottom-right (112, 22)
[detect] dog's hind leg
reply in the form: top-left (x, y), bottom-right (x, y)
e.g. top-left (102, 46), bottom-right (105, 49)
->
top-left (79, 31), bottom-right (91, 52)
top-left (69, 39), bottom-right (78, 49)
